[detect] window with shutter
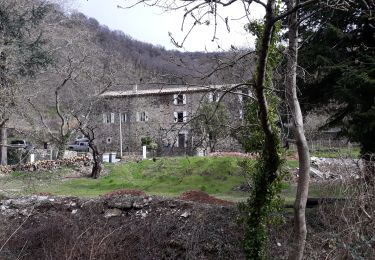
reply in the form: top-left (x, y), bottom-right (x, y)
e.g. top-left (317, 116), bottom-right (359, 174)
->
top-left (174, 94), bottom-right (186, 105)
top-left (175, 112), bottom-right (184, 123)
top-left (137, 112), bottom-right (148, 122)
top-left (110, 113), bottom-right (115, 123)
top-left (120, 113), bottom-right (127, 123)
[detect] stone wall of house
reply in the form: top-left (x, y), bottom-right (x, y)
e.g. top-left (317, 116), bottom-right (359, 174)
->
top-left (96, 88), bottom-right (245, 156)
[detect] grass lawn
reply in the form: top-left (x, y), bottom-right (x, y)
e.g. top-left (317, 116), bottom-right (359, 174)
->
top-left (0, 156), bottom-right (345, 203)
top-left (39, 156), bottom-right (253, 201)
top-left (311, 147), bottom-right (360, 158)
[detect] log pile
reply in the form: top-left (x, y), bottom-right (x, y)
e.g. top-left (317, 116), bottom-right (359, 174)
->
top-left (0, 156), bottom-right (91, 174)
top-left (0, 165), bottom-right (12, 174)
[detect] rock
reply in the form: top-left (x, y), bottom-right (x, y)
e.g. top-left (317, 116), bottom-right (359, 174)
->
top-left (180, 211), bottom-right (191, 218)
top-left (81, 200), bottom-right (105, 214)
top-left (104, 208), bottom-right (122, 218)
top-left (133, 200), bottom-right (147, 209)
top-left (136, 210), bottom-right (148, 219)
top-left (36, 196), bottom-right (49, 201)
top-left (107, 198), bottom-right (133, 210)
top-left (68, 202), bottom-right (77, 207)
top-left (310, 167), bottom-right (324, 179)
top-left (71, 209), bottom-right (78, 214)
top-left (167, 201), bottom-right (177, 208)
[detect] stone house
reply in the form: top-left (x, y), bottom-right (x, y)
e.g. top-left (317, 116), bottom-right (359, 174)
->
top-left (97, 84), bottom-right (248, 156)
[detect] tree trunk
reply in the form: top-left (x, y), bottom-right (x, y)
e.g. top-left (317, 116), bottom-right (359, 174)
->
top-left (90, 143), bottom-right (102, 179)
top-left (244, 1), bottom-right (282, 258)
top-left (254, 0), bottom-right (279, 167)
top-left (57, 138), bottom-right (68, 160)
top-left (286, 1), bottom-right (311, 259)
top-left (0, 127), bottom-right (7, 165)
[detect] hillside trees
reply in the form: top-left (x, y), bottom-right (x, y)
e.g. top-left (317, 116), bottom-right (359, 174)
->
top-left (0, 0), bottom-right (52, 164)
top-left (24, 8), bottom-right (119, 160)
top-left (0, 0), bottom-right (52, 126)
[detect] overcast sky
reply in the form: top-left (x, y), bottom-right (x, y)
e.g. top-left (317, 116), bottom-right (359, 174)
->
top-left (75, 0), bottom-right (265, 52)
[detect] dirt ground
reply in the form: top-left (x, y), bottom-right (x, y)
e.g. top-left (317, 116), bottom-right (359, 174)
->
top-left (0, 186), bottom-right (373, 260)
top-left (0, 193), bottom-right (244, 260)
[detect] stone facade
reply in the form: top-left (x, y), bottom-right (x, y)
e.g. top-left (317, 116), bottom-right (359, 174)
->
top-left (97, 85), bottom-right (246, 156)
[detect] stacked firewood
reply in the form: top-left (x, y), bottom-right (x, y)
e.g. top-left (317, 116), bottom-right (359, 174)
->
top-left (0, 165), bottom-right (12, 174)
top-left (0, 156), bottom-right (92, 174)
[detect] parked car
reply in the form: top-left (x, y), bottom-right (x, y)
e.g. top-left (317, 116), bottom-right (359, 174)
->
top-left (68, 140), bottom-right (90, 152)
top-left (10, 140), bottom-right (34, 150)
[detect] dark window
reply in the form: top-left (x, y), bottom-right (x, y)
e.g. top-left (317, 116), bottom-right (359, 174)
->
top-left (177, 94), bottom-right (184, 105)
top-left (121, 113), bottom-right (127, 123)
top-left (177, 112), bottom-right (184, 122)
top-left (178, 134), bottom-right (186, 148)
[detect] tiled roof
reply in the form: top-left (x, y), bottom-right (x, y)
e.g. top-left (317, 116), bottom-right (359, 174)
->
top-left (101, 84), bottom-right (235, 97)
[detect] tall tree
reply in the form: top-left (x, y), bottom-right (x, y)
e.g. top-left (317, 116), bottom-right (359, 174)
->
top-left (298, 0), bottom-right (374, 164)
top-left (285, 0), bottom-right (310, 259)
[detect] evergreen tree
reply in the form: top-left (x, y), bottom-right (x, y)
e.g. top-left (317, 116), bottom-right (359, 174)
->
top-left (298, 1), bottom-right (375, 158)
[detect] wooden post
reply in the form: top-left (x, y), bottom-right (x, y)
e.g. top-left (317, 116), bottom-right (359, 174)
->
top-left (0, 127), bottom-right (7, 165)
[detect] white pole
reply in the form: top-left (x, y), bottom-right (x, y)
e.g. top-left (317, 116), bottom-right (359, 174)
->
top-left (142, 145), bottom-right (147, 159)
top-left (119, 113), bottom-right (123, 158)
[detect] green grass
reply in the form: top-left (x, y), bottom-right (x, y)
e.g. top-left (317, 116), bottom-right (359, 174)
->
top-left (310, 147), bottom-right (360, 158)
top-left (0, 168), bottom-right (70, 195)
top-left (40, 157), bottom-right (252, 200)
top-left (0, 156), bottom-right (348, 203)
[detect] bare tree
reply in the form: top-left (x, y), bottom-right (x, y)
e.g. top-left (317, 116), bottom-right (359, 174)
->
top-left (285, 1), bottom-right (310, 259)
top-left (190, 102), bottom-right (231, 152)
top-left (0, 0), bottom-right (52, 164)
top-left (23, 10), bottom-right (118, 159)
top-left (75, 116), bottom-right (103, 179)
